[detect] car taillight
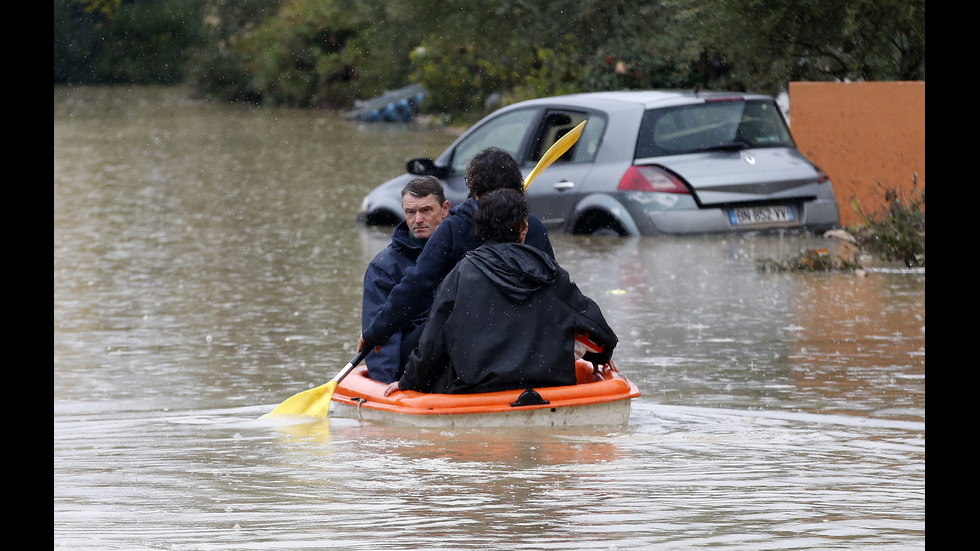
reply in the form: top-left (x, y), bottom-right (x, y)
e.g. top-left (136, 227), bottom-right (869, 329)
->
top-left (815, 166), bottom-right (831, 184)
top-left (618, 165), bottom-right (690, 193)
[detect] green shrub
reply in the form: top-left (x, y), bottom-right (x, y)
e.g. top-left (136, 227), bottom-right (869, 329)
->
top-left (847, 177), bottom-right (925, 268)
top-left (756, 177), bottom-right (925, 273)
top-left (55, 0), bottom-right (203, 84)
top-left (185, 0), bottom-right (414, 107)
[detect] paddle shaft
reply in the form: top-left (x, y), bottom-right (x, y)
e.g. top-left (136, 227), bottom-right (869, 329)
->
top-left (523, 120), bottom-right (586, 191)
top-left (334, 347), bottom-right (372, 385)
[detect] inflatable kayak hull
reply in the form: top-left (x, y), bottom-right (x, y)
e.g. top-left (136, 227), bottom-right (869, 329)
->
top-left (329, 360), bottom-right (640, 428)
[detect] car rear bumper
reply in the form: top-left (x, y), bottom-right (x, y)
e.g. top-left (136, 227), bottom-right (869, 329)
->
top-left (619, 193), bottom-right (840, 235)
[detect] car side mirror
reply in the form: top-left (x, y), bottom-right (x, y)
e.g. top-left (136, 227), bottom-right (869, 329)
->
top-left (406, 158), bottom-right (447, 178)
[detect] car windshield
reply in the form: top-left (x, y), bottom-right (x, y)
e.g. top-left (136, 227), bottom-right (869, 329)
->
top-left (635, 99), bottom-right (793, 158)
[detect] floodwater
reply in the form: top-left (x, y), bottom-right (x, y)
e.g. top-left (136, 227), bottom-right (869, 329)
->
top-left (54, 86), bottom-right (925, 550)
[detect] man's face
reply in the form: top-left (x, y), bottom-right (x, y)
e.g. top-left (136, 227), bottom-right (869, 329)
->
top-left (402, 193), bottom-right (449, 239)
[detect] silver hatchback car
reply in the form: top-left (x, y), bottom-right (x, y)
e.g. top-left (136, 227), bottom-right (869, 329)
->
top-left (356, 90), bottom-right (840, 236)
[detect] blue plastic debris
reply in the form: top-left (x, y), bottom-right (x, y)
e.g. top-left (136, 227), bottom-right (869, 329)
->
top-left (346, 84), bottom-right (427, 123)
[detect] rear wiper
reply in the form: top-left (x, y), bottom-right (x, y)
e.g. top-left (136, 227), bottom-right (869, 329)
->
top-left (701, 141), bottom-right (748, 152)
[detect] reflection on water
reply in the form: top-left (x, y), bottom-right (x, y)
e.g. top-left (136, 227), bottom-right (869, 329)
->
top-left (552, 234), bottom-right (925, 422)
top-left (54, 86), bottom-right (924, 550)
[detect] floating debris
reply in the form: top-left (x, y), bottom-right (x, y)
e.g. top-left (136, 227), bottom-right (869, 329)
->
top-left (345, 84), bottom-right (426, 123)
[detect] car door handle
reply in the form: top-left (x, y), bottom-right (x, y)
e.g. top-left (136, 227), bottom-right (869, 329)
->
top-left (553, 180), bottom-right (575, 191)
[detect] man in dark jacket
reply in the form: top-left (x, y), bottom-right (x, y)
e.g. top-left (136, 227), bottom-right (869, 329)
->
top-left (358, 147), bottom-right (555, 364)
top-left (361, 176), bottom-right (449, 382)
top-left (384, 189), bottom-right (616, 395)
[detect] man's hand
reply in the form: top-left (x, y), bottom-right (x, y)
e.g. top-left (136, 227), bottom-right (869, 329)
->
top-left (357, 334), bottom-right (383, 354)
top-left (383, 381), bottom-right (400, 397)
top-left (574, 332), bottom-right (603, 360)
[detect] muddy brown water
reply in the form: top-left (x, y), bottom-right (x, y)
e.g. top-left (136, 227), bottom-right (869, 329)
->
top-left (55, 86), bottom-right (924, 550)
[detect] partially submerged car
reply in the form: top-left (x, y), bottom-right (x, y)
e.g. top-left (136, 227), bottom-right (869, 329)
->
top-left (357, 90), bottom-right (840, 236)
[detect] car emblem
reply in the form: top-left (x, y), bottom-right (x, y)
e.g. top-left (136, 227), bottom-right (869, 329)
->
top-left (743, 153), bottom-right (756, 165)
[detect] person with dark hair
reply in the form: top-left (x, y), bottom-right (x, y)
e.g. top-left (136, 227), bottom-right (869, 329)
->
top-left (383, 189), bottom-right (617, 396)
top-left (361, 176), bottom-right (449, 382)
top-left (358, 147), bottom-right (555, 367)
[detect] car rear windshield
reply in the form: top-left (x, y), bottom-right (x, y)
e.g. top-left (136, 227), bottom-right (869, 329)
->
top-left (635, 99), bottom-right (794, 158)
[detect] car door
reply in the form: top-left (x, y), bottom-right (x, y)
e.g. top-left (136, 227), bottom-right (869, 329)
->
top-left (521, 109), bottom-right (604, 229)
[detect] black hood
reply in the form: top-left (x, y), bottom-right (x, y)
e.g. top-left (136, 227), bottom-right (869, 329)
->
top-left (464, 242), bottom-right (559, 302)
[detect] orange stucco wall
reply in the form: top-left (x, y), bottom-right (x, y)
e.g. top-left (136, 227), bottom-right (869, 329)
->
top-left (788, 81), bottom-right (925, 228)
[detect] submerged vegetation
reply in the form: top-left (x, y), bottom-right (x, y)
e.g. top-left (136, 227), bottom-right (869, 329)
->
top-left (757, 177), bottom-right (925, 273)
top-left (756, 248), bottom-right (863, 273)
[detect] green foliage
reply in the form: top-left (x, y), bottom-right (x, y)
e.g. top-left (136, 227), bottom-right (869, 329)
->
top-left (55, 0), bottom-right (204, 84)
top-left (236, 0), bottom-right (366, 107)
top-left (580, 47), bottom-right (707, 92)
top-left (56, 0), bottom-right (926, 115)
top-left (848, 178), bottom-right (925, 268)
top-left (677, 0), bottom-right (925, 96)
top-left (405, 0), bottom-right (542, 122)
top-left (184, 0), bottom-right (424, 107)
top-left (571, 2), bottom-right (725, 92)
top-left (55, 0), bottom-right (99, 83)
top-left (409, 40), bottom-right (527, 122)
top-left (98, 0), bottom-right (204, 84)
top-left (500, 47), bottom-right (587, 108)
top-left (76, 0), bottom-right (124, 18)
top-left (181, 0), bottom-right (279, 102)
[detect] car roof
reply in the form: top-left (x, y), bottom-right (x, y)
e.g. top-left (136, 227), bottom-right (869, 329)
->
top-left (507, 90), bottom-right (774, 111)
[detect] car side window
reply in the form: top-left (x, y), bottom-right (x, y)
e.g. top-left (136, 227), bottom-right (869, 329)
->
top-left (527, 110), bottom-right (605, 165)
top-left (448, 109), bottom-right (536, 177)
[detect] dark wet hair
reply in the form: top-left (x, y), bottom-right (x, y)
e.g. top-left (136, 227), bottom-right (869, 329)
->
top-left (401, 175), bottom-right (446, 204)
top-left (473, 189), bottom-right (529, 243)
top-left (464, 147), bottom-right (524, 199)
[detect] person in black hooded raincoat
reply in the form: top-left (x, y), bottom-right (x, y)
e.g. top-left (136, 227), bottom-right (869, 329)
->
top-left (384, 189), bottom-right (617, 396)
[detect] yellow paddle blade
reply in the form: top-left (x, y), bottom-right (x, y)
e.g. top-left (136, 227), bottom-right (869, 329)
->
top-left (261, 380), bottom-right (339, 419)
top-left (260, 348), bottom-right (369, 419)
top-left (523, 120), bottom-right (586, 191)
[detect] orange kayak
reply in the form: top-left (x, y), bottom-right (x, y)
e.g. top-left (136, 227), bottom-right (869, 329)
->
top-left (329, 359), bottom-right (641, 428)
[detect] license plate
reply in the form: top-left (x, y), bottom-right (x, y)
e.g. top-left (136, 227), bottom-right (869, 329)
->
top-left (729, 205), bottom-right (794, 226)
